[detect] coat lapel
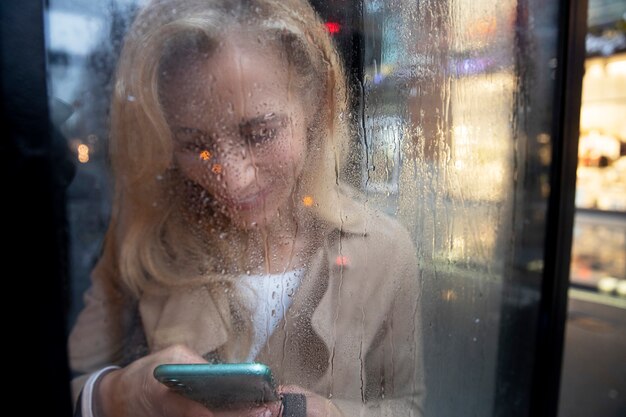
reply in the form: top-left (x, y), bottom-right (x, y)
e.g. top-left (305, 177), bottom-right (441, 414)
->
top-left (255, 240), bottom-right (331, 386)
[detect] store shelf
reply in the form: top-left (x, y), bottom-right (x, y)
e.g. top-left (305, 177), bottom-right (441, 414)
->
top-left (569, 287), bottom-right (626, 309)
top-left (576, 207), bottom-right (626, 220)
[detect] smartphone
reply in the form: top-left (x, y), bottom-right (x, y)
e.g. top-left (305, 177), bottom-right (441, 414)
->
top-left (153, 363), bottom-right (279, 409)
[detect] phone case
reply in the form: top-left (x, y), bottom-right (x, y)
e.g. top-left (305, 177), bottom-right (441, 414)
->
top-left (153, 363), bottom-right (278, 409)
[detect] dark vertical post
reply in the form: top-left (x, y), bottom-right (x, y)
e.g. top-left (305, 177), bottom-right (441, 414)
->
top-left (0, 0), bottom-right (73, 415)
top-left (529, 0), bottom-right (588, 416)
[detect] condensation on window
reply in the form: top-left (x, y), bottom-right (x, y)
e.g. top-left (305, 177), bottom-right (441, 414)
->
top-left (47, 0), bottom-right (559, 416)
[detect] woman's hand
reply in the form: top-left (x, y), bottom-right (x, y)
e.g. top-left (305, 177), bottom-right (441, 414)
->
top-left (96, 345), bottom-right (338, 417)
top-left (278, 385), bottom-right (343, 417)
top-left (97, 345), bottom-right (279, 417)
top-left (97, 344), bottom-right (214, 417)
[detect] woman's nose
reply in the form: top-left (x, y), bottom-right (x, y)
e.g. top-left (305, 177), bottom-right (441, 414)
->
top-left (218, 147), bottom-right (258, 193)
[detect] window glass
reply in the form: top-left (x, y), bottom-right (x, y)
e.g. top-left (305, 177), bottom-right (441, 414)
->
top-left (46, 0), bottom-right (560, 415)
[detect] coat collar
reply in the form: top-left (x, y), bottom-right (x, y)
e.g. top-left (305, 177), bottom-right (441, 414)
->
top-left (138, 227), bottom-right (339, 360)
top-left (138, 183), bottom-right (371, 360)
top-left (313, 183), bottom-right (370, 237)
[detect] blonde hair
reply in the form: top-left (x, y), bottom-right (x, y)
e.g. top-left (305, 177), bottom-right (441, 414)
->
top-left (105, 0), bottom-right (350, 298)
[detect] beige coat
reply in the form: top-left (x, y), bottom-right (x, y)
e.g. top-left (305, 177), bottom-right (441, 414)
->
top-left (69, 195), bottom-right (425, 416)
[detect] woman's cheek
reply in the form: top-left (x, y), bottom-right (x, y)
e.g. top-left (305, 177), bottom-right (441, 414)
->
top-left (275, 134), bottom-right (307, 175)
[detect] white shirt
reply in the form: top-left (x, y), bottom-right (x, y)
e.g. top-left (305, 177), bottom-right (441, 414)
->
top-left (234, 268), bottom-right (305, 361)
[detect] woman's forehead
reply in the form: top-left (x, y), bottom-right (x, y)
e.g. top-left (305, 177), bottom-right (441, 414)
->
top-left (162, 41), bottom-right (294, 108)
top-left (160, 40), bottom-right (303, 129)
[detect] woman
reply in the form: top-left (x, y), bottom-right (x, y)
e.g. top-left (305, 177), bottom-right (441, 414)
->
top-left (69, 0), bottom-right (424, 416)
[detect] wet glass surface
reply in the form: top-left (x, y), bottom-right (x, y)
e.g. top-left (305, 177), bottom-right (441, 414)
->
top-left (46, 0), bottom-right (562, 415)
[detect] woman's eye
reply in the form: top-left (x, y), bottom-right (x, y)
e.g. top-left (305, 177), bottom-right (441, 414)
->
top-left (180, 142), bottom-right (199, 151)
top-left (246, 126), bottom-right (278, 144)
top-left (179, 141), bottom-right (208, 155)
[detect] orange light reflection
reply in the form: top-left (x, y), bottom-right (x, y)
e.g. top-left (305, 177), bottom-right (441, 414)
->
top-left (302, 195), bottom-right (314, 207)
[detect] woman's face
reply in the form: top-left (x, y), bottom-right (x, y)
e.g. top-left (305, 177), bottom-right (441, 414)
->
top-left (160, 38), bottom-right (309, 229)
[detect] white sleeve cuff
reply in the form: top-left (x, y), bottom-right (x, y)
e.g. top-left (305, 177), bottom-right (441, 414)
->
top-left (81, 366), bottom-right (121, 417)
